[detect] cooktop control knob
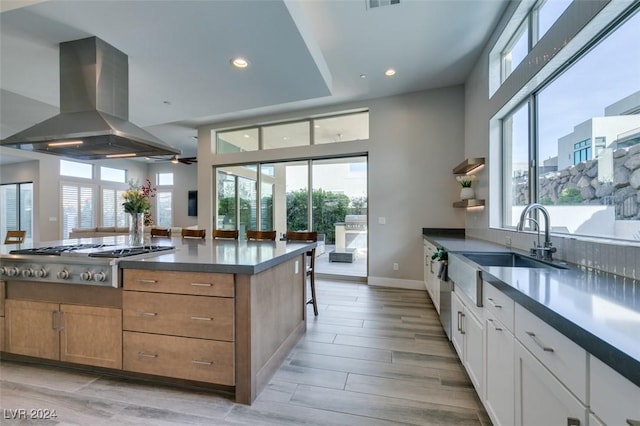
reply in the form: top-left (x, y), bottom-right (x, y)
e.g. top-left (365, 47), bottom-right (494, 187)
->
top-left (57, 269), bottom-right (70, 280)
top-left (22, 268), bottom-right (34, 277)
top-left (7, 266), bottom-right (19, 277)
top-left (34, 268), bottom-right (48, 278)
top-left (80, 271), bottom-right (93, 281)
top-left (0, 266), bottom-right (7, 276)
top-left (93, 271), bottom-right (107, 282)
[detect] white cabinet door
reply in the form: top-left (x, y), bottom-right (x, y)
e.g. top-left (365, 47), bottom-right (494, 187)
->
top-left (485, 316), bottom-right (514, 426)
top-left (590, 355), bottom-right (640, 426)
top-left (464, 306), bottom-right (483, 396)
top-left (515, 341), bottom-right (587, 426)
top-left (451, 291), bottom-right (464, 359)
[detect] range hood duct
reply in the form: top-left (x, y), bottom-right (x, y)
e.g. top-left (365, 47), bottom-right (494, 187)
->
top-left (1, 37), bottom-right (179, 160)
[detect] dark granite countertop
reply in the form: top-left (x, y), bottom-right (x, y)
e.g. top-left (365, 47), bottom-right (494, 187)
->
top-left (118, 237), bottom-right (315, 274)
top-left (423, 230), bottom-right (640, 388)
top-left (0, 236), bottom-right (315, 275)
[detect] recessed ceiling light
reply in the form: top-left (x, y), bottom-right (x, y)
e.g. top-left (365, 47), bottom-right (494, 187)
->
top-left (360, 74), bottom-right (367, 79)
top-left (314, 124), bottom-right (320, 129)
top-left (384, 68), bottom-right (396, 77)
top-left (231, 57), bottom-right (249, 68)
top-left (243, 134), bottom-right (250, 138)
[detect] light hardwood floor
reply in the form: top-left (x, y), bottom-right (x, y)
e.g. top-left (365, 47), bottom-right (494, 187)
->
top-left (0, 280), bottom-right (491, 425)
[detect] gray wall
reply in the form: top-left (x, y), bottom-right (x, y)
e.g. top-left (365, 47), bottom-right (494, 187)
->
top-left (197, 86), bottom-right (466, 288)
top-left (148, 162), bottom-right (198, 229)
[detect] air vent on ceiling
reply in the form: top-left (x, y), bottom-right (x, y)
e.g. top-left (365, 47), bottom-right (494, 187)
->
top-left (366, 0), bottom-right (400, 9)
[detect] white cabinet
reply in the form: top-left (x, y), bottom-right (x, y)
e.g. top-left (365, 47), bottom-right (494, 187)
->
top-left (423, 240), bottom-right (440, 313)
top-left (451, 289), bottom-right (483, 396)
top-left (515, 305), bottom-right (587, 403)
top-left (513, 304), bottom-right (588, 426)
top-left (589, 355), bottom-right (640, 426)
top-left (484, 283), bottom-right (515, 426)
top-left (515, 340), bottom-right (587, 426)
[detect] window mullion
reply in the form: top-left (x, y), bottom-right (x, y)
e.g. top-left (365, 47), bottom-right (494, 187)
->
top-left (529, 94), bottom-right (538, 205)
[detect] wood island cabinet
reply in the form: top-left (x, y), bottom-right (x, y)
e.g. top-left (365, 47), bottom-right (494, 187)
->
top-left (122, 269), bottom-right (236, 386)
top-left (5, 299), bottom-right (122, 368)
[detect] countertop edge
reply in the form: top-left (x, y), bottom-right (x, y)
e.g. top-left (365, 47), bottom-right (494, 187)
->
top-left (118, 244), bottom-right (312, 275)
top-left (424, 231), bottom-right (640, 388)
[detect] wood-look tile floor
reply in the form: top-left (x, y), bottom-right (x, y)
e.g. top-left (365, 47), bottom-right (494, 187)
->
top-left (0, 280), bottom-right (491, 425)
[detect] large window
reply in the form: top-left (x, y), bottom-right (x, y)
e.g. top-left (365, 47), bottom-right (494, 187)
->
top-left (62, 183), bottom-right (95, 238)
top-left (156, 191), bottom-right (172, 228)
top-left (0, 183), bottom-right (33, 242)
top-left (502, 8), bottom-right (640, 241)
top-left (102, 188), bottom-right (127, 227)
top-left (60, 160), bottom-right (92, 179)
top-left (492, 0), bottom-right (573, 91)
top-left (216, 110), bottom-right (369, 153)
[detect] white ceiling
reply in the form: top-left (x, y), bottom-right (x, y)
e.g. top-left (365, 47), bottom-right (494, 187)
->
top-left (0, 0), bottom-right (508, 163)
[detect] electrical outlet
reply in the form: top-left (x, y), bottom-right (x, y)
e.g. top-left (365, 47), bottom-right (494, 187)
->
top-left (393, 263), bottom-right (399, 271)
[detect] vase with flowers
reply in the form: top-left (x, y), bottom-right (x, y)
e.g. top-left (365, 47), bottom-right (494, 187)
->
top-left (456, 175), bottom-right (477, 200)
top-left (122, 179), bottom-right (156, 245)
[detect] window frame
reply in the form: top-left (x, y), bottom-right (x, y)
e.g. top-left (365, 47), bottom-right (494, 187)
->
top-left (495, 2), bottom-right (640, 242)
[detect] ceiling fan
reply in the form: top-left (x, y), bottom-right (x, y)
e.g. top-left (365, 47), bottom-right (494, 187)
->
top-left (151, 154), bottom-right (198, 165)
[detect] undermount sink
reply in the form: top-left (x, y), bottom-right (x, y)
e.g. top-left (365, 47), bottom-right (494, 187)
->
top-left (459, 252), bottom-right (568, 270)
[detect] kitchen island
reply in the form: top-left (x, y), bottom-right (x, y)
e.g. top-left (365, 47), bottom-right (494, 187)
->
top-left (0, 236), bottom-right (315, 404)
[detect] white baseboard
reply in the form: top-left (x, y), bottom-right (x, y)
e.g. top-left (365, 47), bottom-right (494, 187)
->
top-left (367, 277), bottom-right (425, 290)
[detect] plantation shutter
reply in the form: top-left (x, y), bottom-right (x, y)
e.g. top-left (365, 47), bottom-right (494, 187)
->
top-left (61, 183), bottom-right (95, 238)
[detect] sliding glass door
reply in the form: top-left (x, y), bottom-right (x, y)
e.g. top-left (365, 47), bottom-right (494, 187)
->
top-left (214, 156), bottom-right (367, 278)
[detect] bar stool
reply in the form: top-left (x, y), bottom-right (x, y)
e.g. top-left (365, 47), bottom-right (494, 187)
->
top-left (150, 228), bottom-right (171, 238)
top-left (286, 231), bottom-right (318, 316)
top-left (4, 230), bottom-right (26, 244)
top-left (213, 229), bottom-right (239, 240)
top-left (246, 230), bottom-right (277, 241)
top-left (181, 228), bottom-right (206, 239)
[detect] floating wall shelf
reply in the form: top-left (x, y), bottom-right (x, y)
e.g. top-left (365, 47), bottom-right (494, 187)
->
top-left (453, 199), bottom-right (485, 208)
top-left (453, 157), bottom-right (485, 175)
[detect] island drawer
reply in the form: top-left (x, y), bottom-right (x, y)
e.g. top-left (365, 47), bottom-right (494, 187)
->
top-left (123, 331), bottom-right (234, 385)
top-left (123, 291), bottom-right (234, 341)
top-left (123, 270), bottom-right (234, 297)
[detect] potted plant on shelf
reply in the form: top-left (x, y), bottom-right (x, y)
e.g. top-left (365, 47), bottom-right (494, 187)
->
top-left (456, 175), bottom-right (477, 200)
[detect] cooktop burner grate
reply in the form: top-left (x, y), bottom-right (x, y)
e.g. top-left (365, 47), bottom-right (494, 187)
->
top-left (9, 244), bottom-right (111, 256)
top-left (88, 245), bottom-right (174, 258)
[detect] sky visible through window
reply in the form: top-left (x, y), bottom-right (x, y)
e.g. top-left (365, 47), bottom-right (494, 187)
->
top-left (511, 11), bottom-right (640, 165)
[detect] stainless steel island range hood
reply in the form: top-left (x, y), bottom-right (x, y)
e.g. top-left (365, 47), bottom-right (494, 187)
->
top-left (1, 37), bottom-right (179, 160)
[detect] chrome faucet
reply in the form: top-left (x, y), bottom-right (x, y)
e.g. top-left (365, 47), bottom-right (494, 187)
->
top-left (516, 203), bottom-right (557, 261)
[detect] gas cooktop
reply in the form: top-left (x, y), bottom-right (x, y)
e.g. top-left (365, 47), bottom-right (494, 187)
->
top-left (9, 244), bottom-right (111, 256)
top-left (88, 245), bottom-right (175, 258)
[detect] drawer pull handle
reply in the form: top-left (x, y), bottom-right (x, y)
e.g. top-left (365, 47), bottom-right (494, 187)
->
top-left (191, 316), bottom-right (213, 321)
top-left (526, 331), bottom-right (554, 352)
top-left (137, 279), bottom-right (157, 284)
top-left (139, 312), bottom-right (158, 317)
top-left (191, 360), bottom-right (214, 366)
top-left (137, 352), bottom-right (158, 358)
top-left (487, 297), bottom-right (502, 308)
top-left (191, 282), bottom-right (213, 287)
top-left (627, 420), bottom-right (640, 426)
top-left (487, 318), bottom-right (502, 331)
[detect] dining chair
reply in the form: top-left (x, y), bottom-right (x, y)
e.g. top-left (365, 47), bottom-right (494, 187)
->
top-left (212, 229), bottom-right (239, 240)
top-left (4, 230), bottom-right (26, 244)
top-left (181, 228), bottom-right (206, 239)
top-left (246, 230), bottom-right (277, 241)
top-left (286, 231), bottom-right (318, 316)
top-left (150, 228), bottom-right (171, 238)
